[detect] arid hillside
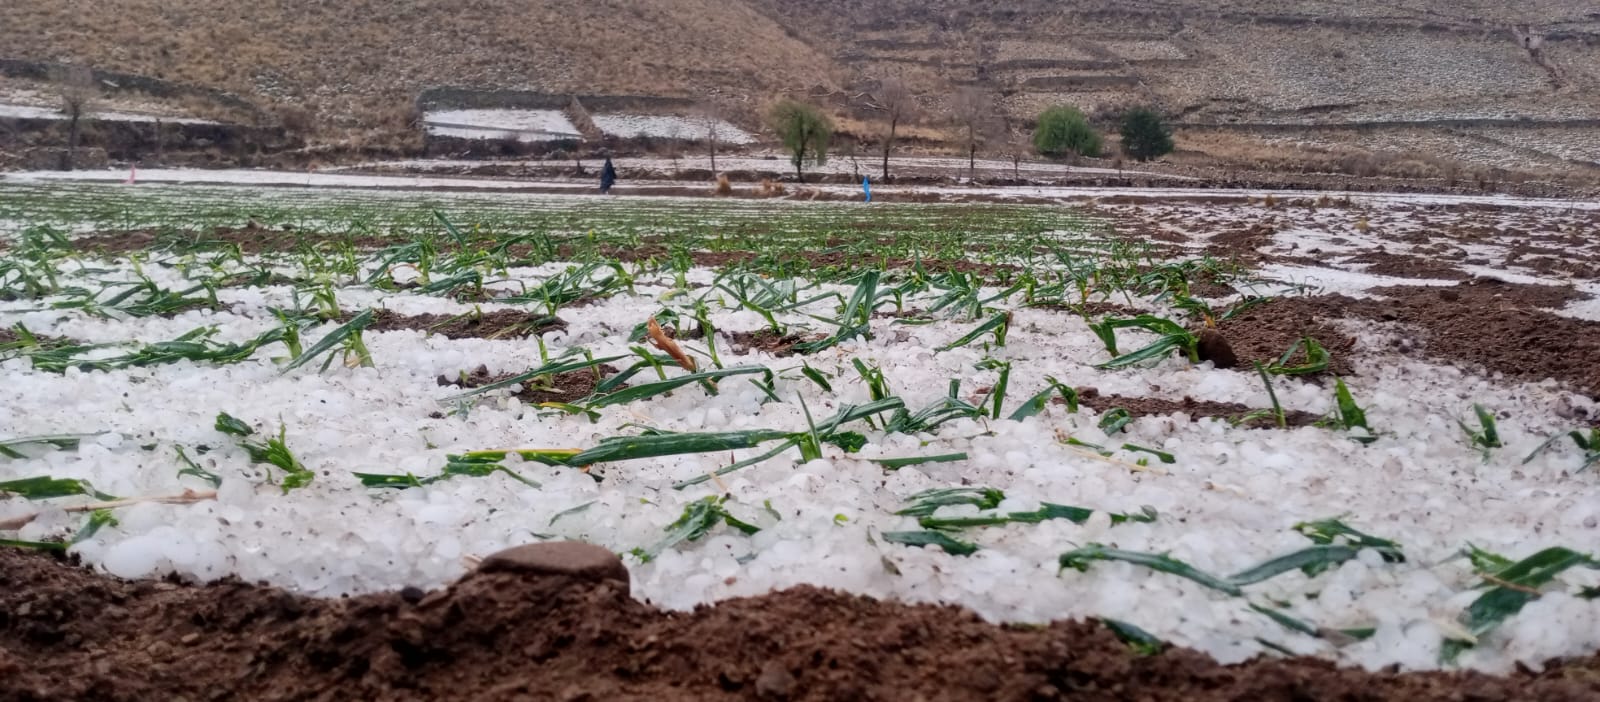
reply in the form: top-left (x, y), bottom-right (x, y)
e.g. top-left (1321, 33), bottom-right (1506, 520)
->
top-left (3, 0), bottom-right (1599, 183)
top-left (0, 0), bottom-right (838, 129)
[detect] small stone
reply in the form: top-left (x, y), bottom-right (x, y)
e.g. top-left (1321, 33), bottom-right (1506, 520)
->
top-left (755, 661), bottom-right (796, 700)
top-left (400, 585), bottom-right (426, 604)
top-left (1195, 329), bottom-right (1237, 369)
top-left (1439, 289), bottom-right (1461, 302)
top-left (477, 542), bottom-right (629, 593)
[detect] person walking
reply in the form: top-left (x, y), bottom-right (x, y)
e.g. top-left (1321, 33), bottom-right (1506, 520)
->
top-left (600, 157), bottom-right (617, 194)
top-left (862, 175), bottom-right (871, 203)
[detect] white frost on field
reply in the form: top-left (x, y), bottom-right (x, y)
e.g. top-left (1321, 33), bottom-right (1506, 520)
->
top-left (4, 248), bottom-right (1600, 674)
top-left (422, 109), bottom-right (582, 142)
top-left (0, 102), bottom-right (218, 125)
top-left (590, 114), bottom-right (756, 144)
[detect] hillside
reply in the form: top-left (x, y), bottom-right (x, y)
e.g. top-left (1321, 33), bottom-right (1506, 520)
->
top-left (0, 0), bottom-right (838, 129)
top-left (3, 0), bottom-right (1599, 182)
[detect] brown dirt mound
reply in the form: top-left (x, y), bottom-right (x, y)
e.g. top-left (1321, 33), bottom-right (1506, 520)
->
top-left (435, 364), bottom-right (616, 405)
top-left (1076, 388), bottom-right (1323, 428)
top-left (1210, 278), bottom-right (1600, 398)
top-left (725, 329), bottom-right (821, 357)
top-left (1361, 278), bottom-right (1600, 397)
top-left (363, 309), bottom-right (566, 340)
top-left (3, 548), bottom-right (1598, 701)
top-left (1212, 298), bottom-right (1359, 377)
top-left (1344, 250), bottom-right (1471, 280)
top-left (1204, 223), bottom-right (1276, 260)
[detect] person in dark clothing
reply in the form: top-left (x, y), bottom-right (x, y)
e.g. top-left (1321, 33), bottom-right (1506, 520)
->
top-left (600, 157), bottom-right (617, 194)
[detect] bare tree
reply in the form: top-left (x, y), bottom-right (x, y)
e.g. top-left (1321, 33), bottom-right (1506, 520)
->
top-left (698, 102), bottom-right (725, 176)
top-left (51, 64), bottom-right (98, 171)
top-left (950, 87), bottom-right (996, 181)
top-left (1002, 118), bottom-right (1026, 181)
top-left (875, 76), bottom-right (914, 181)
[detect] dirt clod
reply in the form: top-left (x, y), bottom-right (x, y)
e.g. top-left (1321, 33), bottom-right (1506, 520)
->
top-left (1196, 329), bottom-right (1238, 369)
top-left (477, 542), bottom-right (630, 593)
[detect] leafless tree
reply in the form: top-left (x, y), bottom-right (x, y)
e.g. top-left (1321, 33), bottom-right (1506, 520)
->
top-left (698, 101), bottom-right (726, 176)
top-left (1002, 118), bottom-right (1026, 181)
top-left (950, 87), bottom-right (997, 181)
top-left (52, 64), bottom-right (98, 171)
top-left (875, 76), bottom-right (914, 182)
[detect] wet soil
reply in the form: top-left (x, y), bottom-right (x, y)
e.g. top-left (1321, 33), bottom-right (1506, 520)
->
top-left (435, 364), bottom-right (616, 405)
top-left (360, 309), bottom-right (566, 340)
top-left (1210, 277), bottom-right (1600, 398)
top-left (1345, 250), bottom-right (1472, 280)
top-left (724, 329), bottom-right (822, 357)
top-left (1212, 299), bottom-right (1359, 377)
top-left (1204, 223), bottom-right (1277, 261)
top-left (4, 548), bottom-right (1597, 701)
top-left (1076, 387), bottom-right (1324, 428)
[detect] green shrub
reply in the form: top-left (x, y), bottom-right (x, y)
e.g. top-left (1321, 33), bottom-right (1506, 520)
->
top-left (1119, 107), bottom-right (1175, 162)
top-left (1033, 106), bottom-right (1101, 159)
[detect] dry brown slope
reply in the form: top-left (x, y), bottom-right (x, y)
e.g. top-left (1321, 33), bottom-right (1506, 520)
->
top-left (0, 0), bottom-right (839, 128)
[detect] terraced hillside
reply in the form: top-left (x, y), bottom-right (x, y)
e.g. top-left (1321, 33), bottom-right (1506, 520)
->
top-left (2, 0), bottom-right (1599, 180)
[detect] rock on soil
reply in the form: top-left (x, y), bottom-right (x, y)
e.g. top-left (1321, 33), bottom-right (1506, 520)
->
top-left (3, 548), bottom-right (1598, 701)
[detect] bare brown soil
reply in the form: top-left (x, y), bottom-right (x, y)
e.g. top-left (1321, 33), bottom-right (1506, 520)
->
top-left (1212, 278), bottom-right (1600, 398)
top-left (1212, 299), bottom-right (1359, 377)
top-left (1076, 387), bottom-right (1323, 428)
top-left (725, 329), bottom-right (820, 357)
top-left (362, 309), bottom-right (566, 340)
top-left (4, 548), bottom-right (1598, 701)
top-left (1346, 250), bottom-right (1472, 280)
top-left (435, 364), bottom-right (616, 405)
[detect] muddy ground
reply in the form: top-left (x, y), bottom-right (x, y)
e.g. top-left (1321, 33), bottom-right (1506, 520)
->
top-left (3, 548), bottom-right (1599, 702)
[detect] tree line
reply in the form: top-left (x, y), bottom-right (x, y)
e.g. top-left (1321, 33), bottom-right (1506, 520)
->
top-left (766, 82), bottom-right (1174, 182)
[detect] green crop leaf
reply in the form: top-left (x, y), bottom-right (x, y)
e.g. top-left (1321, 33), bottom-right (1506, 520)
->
top-left (584, 366), bottom-right (773, 408)
top-left (1098, 408), bottom-right (1133, 435)
top-left (282, 309), bottom-right (374, 372)
top-left (881, 530), bottom-right (980, 556)
top-left (920, 503), bottom-right (1156, 530)
top-left (1102, 618), bottom-right (1164, 656)
top-left (895, 487), bottom-right (1005, 518)
top-left (868, 453), bottom-right (968, 470)
top-left (0, 476), bottom-right (117, 501)
top-left (799, 363), bottom-right (833, 392)
top-left (174, 446), bottom-right (222, 488)
top-left (213, 412), bottom-right (254, 437)
top-left (1060, 544), bottom-right (1244, 596)
top-left (1227, 545), bottom-right (1362, 586)
top-left (1331, 377), bottom-right (1376, 444)
top-left (632, 496), bottom-right (761, 562)
top-left (1457, 404), bottom-right (1502, 461)
top-left (568, 429), bottom-right (792, 466)
top-left (1446, 546), bottom-right (1600, 662)
top-left (1009, 377), bottom-right (1077, 420)
top-left (936, 313), bottom-right (1010, 352)
top-left (1269, 336), bottom-right (1330, 375)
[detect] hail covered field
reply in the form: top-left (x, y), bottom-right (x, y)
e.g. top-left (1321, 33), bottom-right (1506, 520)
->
top-left (1, 180), bottom-right (1597, 674)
